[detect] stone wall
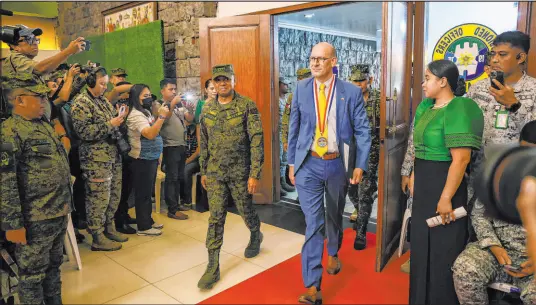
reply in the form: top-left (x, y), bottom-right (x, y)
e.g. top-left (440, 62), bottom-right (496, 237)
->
top-left (56, 2), bottom-right (218, 94)
top-left (278, 27), bottom-right (381, 90)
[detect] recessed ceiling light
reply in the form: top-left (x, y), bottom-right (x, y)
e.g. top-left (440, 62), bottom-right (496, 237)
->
top-left (304, 13), bottom-right (314, 18)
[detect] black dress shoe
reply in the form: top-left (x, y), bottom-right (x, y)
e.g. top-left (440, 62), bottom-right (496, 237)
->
top-left (116, 223), bottom-right (136, 235)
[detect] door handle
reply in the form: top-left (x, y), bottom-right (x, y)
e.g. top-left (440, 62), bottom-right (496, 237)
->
top-left (385, 88), bottom-right (398, 135)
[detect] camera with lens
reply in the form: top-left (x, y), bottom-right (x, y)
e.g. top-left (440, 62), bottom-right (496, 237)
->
top-left (1, 25), bottom-right (21, 45)
top-left (475, 144), bottom-right (536, 224)
top-left (110, 126), bottom-right (131, 156)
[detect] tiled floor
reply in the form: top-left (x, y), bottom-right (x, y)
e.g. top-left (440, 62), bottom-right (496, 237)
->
top-left (61, 208), bottom-right (304, 304)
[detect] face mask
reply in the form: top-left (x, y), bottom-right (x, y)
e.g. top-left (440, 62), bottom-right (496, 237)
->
top-left (141, 97), bottom-right (153, 109)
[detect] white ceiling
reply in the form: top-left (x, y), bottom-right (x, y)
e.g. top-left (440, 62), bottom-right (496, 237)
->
top-left (277, 2), bottom-right (383, 38)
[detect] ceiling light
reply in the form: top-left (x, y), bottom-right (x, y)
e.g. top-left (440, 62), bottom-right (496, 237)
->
top-left (377, 29), bottom-right (382, 32)
top-left (304, 13), bottom-right (314, 18)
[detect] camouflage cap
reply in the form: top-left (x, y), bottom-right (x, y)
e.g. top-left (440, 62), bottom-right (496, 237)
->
top-left (1, 71), bottom-right (50, 96)
top-left (296, 68), bottom-right (312, 80)
top-left (212, 64), bottom-right (234, 80)
top-left (111, 68), bottom-right (128, 76)
top-left (44, 70), bottom-right (66, 82)
top-left (279, 77), bottom-right (289, 85)
top-left (349, 64), bottom-right (371, 82)
top-left (17, 24), bottom-right (43, 37)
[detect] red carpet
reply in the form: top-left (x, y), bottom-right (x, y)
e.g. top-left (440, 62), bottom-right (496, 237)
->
top-left (200, 229), bottom-right (409, 304)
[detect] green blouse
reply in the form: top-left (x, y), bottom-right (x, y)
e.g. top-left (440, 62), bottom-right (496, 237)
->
top-left (413, 97), bottom-right (484, 161)
top-left (194, 99), bottom-right (206, 124)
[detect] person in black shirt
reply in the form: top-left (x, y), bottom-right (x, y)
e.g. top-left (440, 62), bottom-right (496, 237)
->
top-left (180, 105), bottom-right (201, 208)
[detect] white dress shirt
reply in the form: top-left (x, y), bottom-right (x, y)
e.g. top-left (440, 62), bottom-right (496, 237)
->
top-left (310, 74), bottom-right (338, 153)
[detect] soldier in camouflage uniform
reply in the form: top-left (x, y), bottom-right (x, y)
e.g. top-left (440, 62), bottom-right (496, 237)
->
top-left (348, 64), bottom-right (381, 250)
top-left (281, 68), bottom-right (312, 151)
top-left (198, 64), bottom-right (264, 289)
top-left (451, 31), bottom-right (536, 304)
top-left (70, 67), bottom-right (129, 252)
top-left (278, 77), bottom-right (293, 195)
top-left (3, 25), bottom-right (85, 121)
top-left (0, 72), bottom-right (72, 305)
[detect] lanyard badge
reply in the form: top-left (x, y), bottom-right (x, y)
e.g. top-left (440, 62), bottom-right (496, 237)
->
top-left (495, 108), bottom-right (509, 129)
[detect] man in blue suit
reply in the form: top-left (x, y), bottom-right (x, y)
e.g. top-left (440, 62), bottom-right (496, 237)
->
top-left (288, 42), bottom-right (371, 304)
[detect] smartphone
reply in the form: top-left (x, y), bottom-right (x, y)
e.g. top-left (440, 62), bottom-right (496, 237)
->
top-left (119, 105), bottom-right (126, 117)
top-left (490, 71), bottom-right (504, 90)
top-left (83, 40), bottom-right (91, 51)
top-left (504, 264), bottom-right (522, 273)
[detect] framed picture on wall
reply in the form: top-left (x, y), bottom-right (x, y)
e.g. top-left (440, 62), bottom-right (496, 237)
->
top-left (102, 2), bottom-right (157, 33)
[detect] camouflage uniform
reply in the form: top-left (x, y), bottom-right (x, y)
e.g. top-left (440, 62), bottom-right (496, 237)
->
top-left (354, 89), bottom-right (380, 226)
top-left (452, 73), bottom-right (536, 304)
top-left (281, 68), bottom-right (312, 147)
top-left (0, 72), bottom-right (71, 305)
top-left (70, 90), bottom-right (122, 235)
top-left (200, 90), bottom-right (263, 250)
top-left (347, 65), bottom-right (380, 248)
top-left (2, 49), bottom-right (52, 120)
top-left (279, 78), bottom-right (289, 180)
top-left (401, 121), bottom-right (414, 177)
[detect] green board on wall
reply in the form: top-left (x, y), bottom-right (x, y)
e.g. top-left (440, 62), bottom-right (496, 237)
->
top-left (68, 21), bottom-right (164, 95)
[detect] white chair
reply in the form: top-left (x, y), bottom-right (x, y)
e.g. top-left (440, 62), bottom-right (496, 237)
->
top-left (155, 154), bottom-right (165, 213)
top-left (191, 172), bottom-right (201, 208)
top-left (64, 214), bottom-right (82, 270)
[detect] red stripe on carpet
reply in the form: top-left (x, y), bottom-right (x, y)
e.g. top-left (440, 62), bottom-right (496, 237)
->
top-left (200, 228), bottom-right (409, 304)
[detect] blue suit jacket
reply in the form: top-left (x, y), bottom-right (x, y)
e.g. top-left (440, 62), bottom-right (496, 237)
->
top-left (287, 77), bottom-right (371, 175)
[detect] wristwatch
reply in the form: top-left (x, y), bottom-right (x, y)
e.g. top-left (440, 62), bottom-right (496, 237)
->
top-left (508, 101), bottom-right (521, 113)
top-left (158, 115), bottom-right (167, 120)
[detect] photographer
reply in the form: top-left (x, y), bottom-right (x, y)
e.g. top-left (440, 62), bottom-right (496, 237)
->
top-left (1, 72), bottom-right (72, 305)
top-left (452, 122), bottom-right (536, 304)
top-left (3, 25), bottom-right (86, 118)
top-left (126, 84), bottom-right (169, 236)
top-left (152, 79), bottom-right (189, 220)
top-left (70, 67), bottom-right (129, 251)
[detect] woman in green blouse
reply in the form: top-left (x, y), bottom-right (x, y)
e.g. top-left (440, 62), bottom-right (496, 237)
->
top-left (194, 78), bottom-right (217, 124)
top-left (409, 60), bottom-right (484, 305)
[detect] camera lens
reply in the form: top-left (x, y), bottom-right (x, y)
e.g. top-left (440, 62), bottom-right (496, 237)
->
top-left (476, 145), bottom-right (536, 223)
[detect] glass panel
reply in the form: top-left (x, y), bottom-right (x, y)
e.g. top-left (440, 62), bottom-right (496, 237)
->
top-left (423, 2), bottom-right (519, 88)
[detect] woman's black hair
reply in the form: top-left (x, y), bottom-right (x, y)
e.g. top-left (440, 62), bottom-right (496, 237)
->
top-left (204, 78), bottom-right (213, 89)
top-left (427, 59), bottom-right (466, 97)
top-left (127, 84), bottom-right (150, 117)
top-left (520, 120), bottom-right (536, 144)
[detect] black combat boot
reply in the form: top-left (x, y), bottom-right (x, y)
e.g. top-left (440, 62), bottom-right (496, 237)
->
top-left (198, 250), bottom-right (220, 289)
top-left (244, 230), bottom-right (263, 258)
top-left (354, 218), bottom-right (368, 251)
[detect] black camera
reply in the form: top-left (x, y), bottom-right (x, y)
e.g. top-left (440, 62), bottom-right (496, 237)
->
top-left (475, 145), bottom-right (536, 224)
top-left (0, 25), bottom-right (21, 45)
top-left (111, 127), bottom-right (131, 156)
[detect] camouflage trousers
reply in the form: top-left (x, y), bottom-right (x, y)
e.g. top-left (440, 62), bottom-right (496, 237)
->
top-left (205, 175), bottom-right (261, 250)
top-left (81, 160), bottom-right (122, 234)
top-left (15, 216), bottom-right (68, 305)
top-left (452, 242), bottom-right (536, 304)
top-left (353, 157), bottom-right (379, 229)
top-left (279, 128), bottom-right (287, 178)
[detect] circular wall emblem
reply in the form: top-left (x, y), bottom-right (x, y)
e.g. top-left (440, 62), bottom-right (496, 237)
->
top-left (432, 23), bottom-right (497, 88)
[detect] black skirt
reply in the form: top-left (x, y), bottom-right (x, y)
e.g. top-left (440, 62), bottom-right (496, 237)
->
top-left (409, 158), bottom-right (468, 305)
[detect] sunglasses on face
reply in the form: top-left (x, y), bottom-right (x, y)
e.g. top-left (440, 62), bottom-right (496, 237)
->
top-left (18, 36), bottom-right (40, 45)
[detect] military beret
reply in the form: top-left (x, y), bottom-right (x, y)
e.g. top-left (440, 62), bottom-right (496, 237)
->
top-left (212, 64), bottom-right (234, 80)
top-left (111, 68), bottom-right (128, 76)
top-left (296, 68), bottom-right (312, 80)
top-left (1, 71), bottom-right (50, 96)
top-left (349, 64), bottom-right (371, 82)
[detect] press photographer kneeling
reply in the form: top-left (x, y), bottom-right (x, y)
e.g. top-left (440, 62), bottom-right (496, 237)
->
top-left (453, 121), bottom-right (536, 304)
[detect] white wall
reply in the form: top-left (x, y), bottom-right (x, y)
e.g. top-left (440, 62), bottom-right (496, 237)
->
top-left (217, 2), bottom-right (307, 17)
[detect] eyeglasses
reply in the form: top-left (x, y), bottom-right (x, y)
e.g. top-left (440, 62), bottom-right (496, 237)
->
top-left (18, 36), bottom-right (40, 45)
top-left (309, 57), bottom-right (333, 64)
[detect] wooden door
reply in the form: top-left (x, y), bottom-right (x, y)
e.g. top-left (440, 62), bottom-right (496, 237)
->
top-left (199, 15), bottom-right (275, 204)
top-left (376, 2), bottom-right (413, 272)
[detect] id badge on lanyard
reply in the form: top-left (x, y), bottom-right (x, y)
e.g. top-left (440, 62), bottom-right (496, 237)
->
top-left (495, 106), bottom-right (509, 129)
